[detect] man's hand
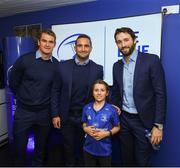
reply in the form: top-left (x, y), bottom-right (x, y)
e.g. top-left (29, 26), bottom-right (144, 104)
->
top-left (151, 126), bottom-right (163, 145)
top-left (112, 104), bottom-right (121, 115)
top-left (52, 116), bottom-right (61, 129)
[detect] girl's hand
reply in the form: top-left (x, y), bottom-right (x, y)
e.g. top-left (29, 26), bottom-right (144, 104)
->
top-left (93, 130), bottom-right (110, 140)
top-left (84, 125), bottom-right (96, 137)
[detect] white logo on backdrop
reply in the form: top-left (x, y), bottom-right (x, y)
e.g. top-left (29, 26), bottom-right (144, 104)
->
top-left (57, 33), bottom-right (82, 61)
top-left (52, 13), bottom-right (162, 84)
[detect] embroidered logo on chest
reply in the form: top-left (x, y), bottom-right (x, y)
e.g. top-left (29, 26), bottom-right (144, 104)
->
top-left (101, 114), bottom-right (108, 122)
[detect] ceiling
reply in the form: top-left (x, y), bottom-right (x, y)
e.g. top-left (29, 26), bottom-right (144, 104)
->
top-left (0, 0), bottom-right (95, 18)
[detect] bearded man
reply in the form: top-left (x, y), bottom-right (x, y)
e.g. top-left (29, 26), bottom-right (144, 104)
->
top-left (111, 27), bottom-right (166, 166)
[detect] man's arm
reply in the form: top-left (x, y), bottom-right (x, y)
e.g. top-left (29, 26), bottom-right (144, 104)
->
top-left (97, 65), bottom-right (103, 80)
top-left (150, 55), bottom-right (166, 125)
top-left (150, 55), bottom-right (166, 144)
top-left (9, 57), bottom-right (24, 94)
top-left (111, 64), bottom-right (121, 108)
top-left (51, 67), bottom-right (62, 120)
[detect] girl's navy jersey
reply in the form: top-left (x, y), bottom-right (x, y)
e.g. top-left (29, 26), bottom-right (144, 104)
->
top-left (82, 102), bottom-right (120, 156)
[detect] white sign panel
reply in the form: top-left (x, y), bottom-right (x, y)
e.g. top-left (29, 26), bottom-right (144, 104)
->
top-left (52, 13), bottom-right (162, 85)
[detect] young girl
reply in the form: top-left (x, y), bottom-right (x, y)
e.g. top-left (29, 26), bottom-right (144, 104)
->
top-left (82, 79), bottom-right (120, 167)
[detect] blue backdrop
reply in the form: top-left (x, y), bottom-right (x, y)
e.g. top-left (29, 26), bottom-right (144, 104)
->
top-left (3, 37), bottom-right (35, 143)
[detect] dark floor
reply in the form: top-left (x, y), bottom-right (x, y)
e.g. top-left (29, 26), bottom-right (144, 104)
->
top-left (0, 129), bottom-right (122, 167)
top-left (0, 129), bottom-right (65, 167)
top-left (0, 143), bottom-right (13, 166)
top-left (0, 142), bottom-right (65, 167)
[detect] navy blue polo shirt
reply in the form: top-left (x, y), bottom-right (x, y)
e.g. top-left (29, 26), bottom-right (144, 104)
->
top-left (82, 102), bottom-right (120, 156)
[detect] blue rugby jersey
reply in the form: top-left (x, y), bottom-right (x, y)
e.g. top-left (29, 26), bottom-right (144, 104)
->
top-left (82, 102), bottom-right (120, 156)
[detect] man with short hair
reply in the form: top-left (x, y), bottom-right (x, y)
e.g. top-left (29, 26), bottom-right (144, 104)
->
top-left (52, 34), bottom-right (103, 166)
top-left (9, 29), bottom-right (58, 166)
top-left (112, 27), bottom-right (166, 166)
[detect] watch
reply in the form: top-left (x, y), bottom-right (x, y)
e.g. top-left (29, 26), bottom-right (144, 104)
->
top-left (154, 123), bottom-right (163, 130)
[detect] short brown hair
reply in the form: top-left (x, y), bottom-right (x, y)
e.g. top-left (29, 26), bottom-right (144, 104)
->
top-left (75, 34), bottom-right (92, 47)
top-left (114, 27), bottom-right (136, 42)
top-left (38, 29), bottom-right (56, 42)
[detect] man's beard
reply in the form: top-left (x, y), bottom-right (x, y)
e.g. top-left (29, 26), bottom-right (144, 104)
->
top-left (76, 54), bottom-right (89, 61)
top-left (121, 43), bottom-right (136, 57)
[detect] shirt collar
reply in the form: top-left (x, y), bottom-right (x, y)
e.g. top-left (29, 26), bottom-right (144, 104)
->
top-left (36, 50), bottom-right (53, 62)
top-left (122, 49), bottom-right (138, 64)
top-left (74, 55), bottom-right (89, 66)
